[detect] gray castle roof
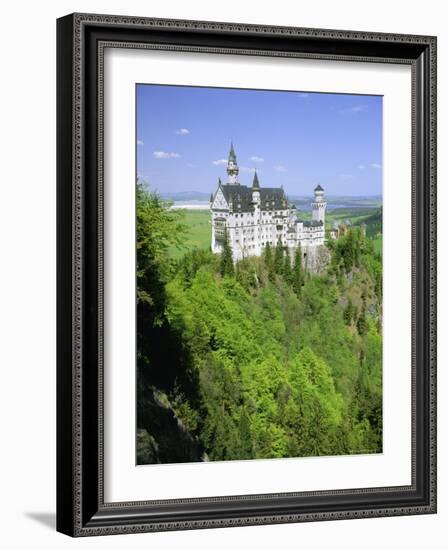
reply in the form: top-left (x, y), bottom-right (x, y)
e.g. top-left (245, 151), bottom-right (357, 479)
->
top-left (219, 184), bottom-right (288, 212)
top-left (299, 219), bottom-right (324, 227)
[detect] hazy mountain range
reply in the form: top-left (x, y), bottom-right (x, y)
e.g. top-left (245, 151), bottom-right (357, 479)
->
top-left (159, 191), bottom-right (382, 210)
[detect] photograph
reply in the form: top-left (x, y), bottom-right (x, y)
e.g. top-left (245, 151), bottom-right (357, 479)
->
top-left (53, 8), bottom-right (437, 538)
top-left (135, 84), bottom-right (384, 465)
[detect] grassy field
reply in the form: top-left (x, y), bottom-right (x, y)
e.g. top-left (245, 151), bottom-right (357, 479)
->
top-left (169, 210), bottom-right (211, 259)
top-left (326, 208), bottom-right (378, 224)
top-left (372, 235), bottom-right (382, 255)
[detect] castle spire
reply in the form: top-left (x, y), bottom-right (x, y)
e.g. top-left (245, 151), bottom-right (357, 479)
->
top-left (252, 168), bottom-right (261, 211)
top-left (252, 169), bottom-right (260, 189)
top-left (229, 141), bottom-right (237, 163)
top-left (226, 141), bottom-right (239, 185)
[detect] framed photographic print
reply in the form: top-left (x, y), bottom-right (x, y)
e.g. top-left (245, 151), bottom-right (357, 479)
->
top-left (57, 13), bottom-right (437, 536)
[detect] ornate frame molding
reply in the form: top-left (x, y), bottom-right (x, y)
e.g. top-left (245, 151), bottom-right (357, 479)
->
top-left (57, 13), bottom-right (437, 537)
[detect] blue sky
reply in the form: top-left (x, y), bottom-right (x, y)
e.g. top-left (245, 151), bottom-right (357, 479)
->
top-left (136, 84), bottom-right (382, 197)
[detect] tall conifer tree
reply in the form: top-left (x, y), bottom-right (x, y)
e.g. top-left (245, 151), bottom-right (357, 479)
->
top-left (344, 298), bottom-right (354, 325)
top-left (274, 239), bottom-right (284, 275)
top-left (357, 303), bottom-right (367, 335)
top-left (264, 242), bottom-right (272, 268)
top-left (283, 247), bottom-right (293, 284)
top-left (264, 242), bottom-right (276, 283)
top-left (220, 228), bottom-right (234, 277)
top-left (292, 243), bottom-right (303, 296)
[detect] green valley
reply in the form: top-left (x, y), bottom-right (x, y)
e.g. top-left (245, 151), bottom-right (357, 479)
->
top-left (137, 186), bottom-right (383, 464)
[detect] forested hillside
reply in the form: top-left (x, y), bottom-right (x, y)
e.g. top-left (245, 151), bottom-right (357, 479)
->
top-left (354, 207), bottom-right (383, 238)
top-left (136, 185), bottom-right (383, 464)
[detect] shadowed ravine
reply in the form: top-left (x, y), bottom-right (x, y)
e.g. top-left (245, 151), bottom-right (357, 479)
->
top-left (137, 386), bottom-right (205, 464)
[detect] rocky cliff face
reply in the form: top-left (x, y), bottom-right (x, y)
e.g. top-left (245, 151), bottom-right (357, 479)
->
top-left (137, 386), bottom-right (205, 465)
top-left (303, 245), bottom-right (331, 275)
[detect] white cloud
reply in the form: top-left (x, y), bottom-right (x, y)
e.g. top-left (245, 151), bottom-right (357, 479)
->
top-left (175, 128), bottom-right (190, 135)
top-left (153, 151), bottom-right (181, 159)
top-left (212, 159), bottom-right (228, 165)
top-left (340, 105), bottom-right (366, 114)
top-left (240, 166), bottom-right (259, 173)
top-left (371, 163), bottom-right (382, 169)
top-left (249, 156), bottom-right (264, 163)
top-left (273, 165), bottom-right (287, 173)
top-left (358, 164), bottom-right (366, 170)
top-left (137, 139), bottom-right (144, 146)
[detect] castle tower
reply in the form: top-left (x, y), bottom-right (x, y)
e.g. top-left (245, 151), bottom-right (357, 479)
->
top-left (311, 184), bottom-right (327, 224)
top-left (252, 170), bottom-right (262, 255)
top-left (252, 169), bottom-right (261, 205)
top-left (226, 142), bottom-right (239, 185)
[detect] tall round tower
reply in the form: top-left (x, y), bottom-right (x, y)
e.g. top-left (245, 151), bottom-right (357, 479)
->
top-left (311, 184), bottom-right (327, 224)
top-left (226, 142), bottom-right (239, 185)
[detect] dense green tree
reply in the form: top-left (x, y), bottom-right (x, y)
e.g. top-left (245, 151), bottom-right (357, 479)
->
top-left (136, 183), bottom-right (186, 316)
top-left (136, 190), bottom-right (383, 464)
top-left (220, 228), bottom-right (234, 278)
top-left (274, 239), bottom-right (284, 275)
top-left (283, 247), bottom-right (293, 284)
top-left (292, 243), bottom-right (303, 296)
top-left (136, 184), bottom-right (191, 390)
top-left (344, 298), bottom-right (355, 325)
top-left (238, 407), bottom-right (254, 459)
top-left (178, 247), bottom-right (215, 287)
top-left (356, 291), bottom-right (368, 335)
top-left (357, 302), bottom-right (367, 335)
top-left (136, 185), bottom-right (203, 463)
top-left (264, 242), bottom-right (272, 268)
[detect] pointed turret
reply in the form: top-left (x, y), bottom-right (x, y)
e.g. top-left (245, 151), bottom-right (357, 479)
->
top-left (226, 142), bottom-right (239, 185)
top-left (252, 169), bottom-right (261, 209)
top-left (229, 142), bottom-right (237, 163)
top-left (252, 169), bottom-right (260, 189)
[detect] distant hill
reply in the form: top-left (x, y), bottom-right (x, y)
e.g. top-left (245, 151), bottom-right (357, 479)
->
top-left (290, 195), bottom-right (382, 211)
top-left (160, 191), bottom-right (211, 202)
top-left (354, 208), bottom-right (383, 237)
top-left (158, 191), bottom-right (382, 208)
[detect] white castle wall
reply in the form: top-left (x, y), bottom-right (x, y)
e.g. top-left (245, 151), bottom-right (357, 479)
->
top-left (210, 147), bottom-right (327, 268)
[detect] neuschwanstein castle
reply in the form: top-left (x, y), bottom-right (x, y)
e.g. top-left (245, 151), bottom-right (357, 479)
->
top-left (210, 144), bottom-right (327, 262)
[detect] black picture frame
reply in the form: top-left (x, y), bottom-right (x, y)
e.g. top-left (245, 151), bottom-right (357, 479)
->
top-left (57, 13), bottom-right (437, 537)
